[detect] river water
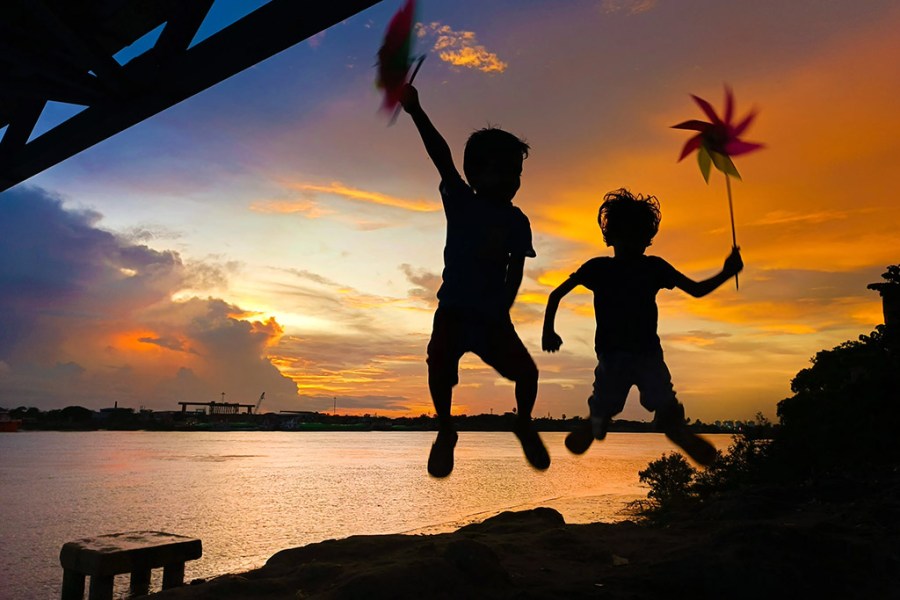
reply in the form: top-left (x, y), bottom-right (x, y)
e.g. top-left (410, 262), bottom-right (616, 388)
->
top-left (0, 430), bottom-right (732, 598)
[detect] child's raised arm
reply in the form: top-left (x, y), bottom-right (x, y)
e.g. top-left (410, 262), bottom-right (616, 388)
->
top-left (673, 247), bottom-right (743, 298)
top-left (542, 277), bottom-right (579, 352)
top-left (400, 84), bottom-right (460, 183)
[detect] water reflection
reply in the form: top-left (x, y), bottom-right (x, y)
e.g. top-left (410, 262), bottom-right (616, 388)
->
top-left (0, 431), bottom-right (731, 598)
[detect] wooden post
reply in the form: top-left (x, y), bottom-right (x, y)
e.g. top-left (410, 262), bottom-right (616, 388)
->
top-left (162, 562), bottom-right (186, 589)
top-left (60, 569), bottom-right (85, 600)
top-left (130, 567), bottom-right (152, 595)
top-left (87, 575), bottom-right (113, 600)
top-left (868, 280), bottom-right (900, 351)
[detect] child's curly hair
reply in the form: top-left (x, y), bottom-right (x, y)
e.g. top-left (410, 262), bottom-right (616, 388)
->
top-left (598, 188), bottom-right (661, 248)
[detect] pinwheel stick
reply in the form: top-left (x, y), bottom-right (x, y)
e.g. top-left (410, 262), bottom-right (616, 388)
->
top-left (726, 174), bottom-right (739, 290)
top-left (388, 54), bottom-right (426, 127)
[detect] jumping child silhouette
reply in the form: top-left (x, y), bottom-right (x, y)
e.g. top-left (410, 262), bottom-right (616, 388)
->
top-left (542, 189), bottom-right (743, 466)
top-left (400, 84), bottom-right (549, 477)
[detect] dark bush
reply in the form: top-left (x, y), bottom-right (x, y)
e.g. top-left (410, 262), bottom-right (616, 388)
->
top-left (638, 316), bottom-right (899, 518)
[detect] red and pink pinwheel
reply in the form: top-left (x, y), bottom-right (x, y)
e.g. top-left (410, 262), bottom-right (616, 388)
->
top-left (673, 86), bottom-right (763, 182)
top-left (673, 86), bottom-right (764, 289)
top-left (376, 0), bottom-right (425, 122)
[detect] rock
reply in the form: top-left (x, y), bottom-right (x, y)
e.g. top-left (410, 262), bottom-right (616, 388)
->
top-left (443, 539), bottom-right (508, 584)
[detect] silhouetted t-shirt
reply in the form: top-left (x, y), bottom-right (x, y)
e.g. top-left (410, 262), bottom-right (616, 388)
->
top-left (571, 255), bottom-right (680, 354)
top-left (436, 176), bottom-right (535, 314)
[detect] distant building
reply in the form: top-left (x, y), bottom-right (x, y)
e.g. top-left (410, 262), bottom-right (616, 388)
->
top-left (94, 401), bottom-right (134, 421)
top-left (178, 401), bottom-right (256, 416)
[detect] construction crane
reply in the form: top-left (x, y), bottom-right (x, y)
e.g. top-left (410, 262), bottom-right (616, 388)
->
top-left (254, 392), bottom-right (265, 415)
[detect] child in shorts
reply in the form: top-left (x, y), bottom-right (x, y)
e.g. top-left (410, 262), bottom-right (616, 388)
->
top-left (542, 188), bottom-right (743, 465)
top-left (400, 84), bottom-right (549, 477)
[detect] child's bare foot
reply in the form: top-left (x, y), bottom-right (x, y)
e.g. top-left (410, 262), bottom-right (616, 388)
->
top-left (565, 421), bottom-right (593, 454)
top-left (663, 425), bottom-right (717, 467)
top-left (513, 419), bottom-right (550, 470)
top-left (428, 429), bottom-right (458, 478)
top-left (591, 414), bottom-right (610, 440)
top-left (565, 414), bottom-right (610, 454)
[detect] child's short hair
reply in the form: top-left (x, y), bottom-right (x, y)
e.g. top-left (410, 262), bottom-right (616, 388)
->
top-left (463, 127), bottom-right (530, 185)
top-left (598, 188), bottom-right (661, 248)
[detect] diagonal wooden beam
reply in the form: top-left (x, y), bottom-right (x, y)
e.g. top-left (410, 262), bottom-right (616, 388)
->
top-left (0, 74), bottom-right (101, 106)
top-left (0, 0), bottom-right (383, 193)
top-left (0, 100), bottom-right (46, 159)
top-left (15, 0), bottom-right (125, 88)
top-left (0, 37), bottom-right (108, 104)
top-left (154, 0), bottom-right (215, 56)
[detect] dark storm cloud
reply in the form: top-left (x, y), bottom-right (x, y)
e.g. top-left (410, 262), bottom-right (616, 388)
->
top-left (0, 187), bottom-right (298, 410)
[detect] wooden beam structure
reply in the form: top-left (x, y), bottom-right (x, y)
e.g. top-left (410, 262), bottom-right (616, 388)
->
top-left (0, 0), bottom-right (383, 192)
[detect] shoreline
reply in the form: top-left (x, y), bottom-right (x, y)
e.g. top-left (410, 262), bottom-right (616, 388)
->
top-left (150, 472), bottom-right (900, 599)
top-left (398, 491), bottom-right (643, 537)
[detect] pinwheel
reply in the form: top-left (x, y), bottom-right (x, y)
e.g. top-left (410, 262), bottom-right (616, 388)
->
top-left (673, 86), bottom-right (764, 289)
top-left (376, 0), bottom-right (425, 124)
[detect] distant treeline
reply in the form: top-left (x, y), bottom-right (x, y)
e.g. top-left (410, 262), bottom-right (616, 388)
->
top-left (0, 404), bottom-right (768, 435)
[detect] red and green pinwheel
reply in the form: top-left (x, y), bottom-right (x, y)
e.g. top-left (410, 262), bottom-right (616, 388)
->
top-left (376, 0), bottom-right (425, 123)
top-left (673, 86), bottom-right (764, 289)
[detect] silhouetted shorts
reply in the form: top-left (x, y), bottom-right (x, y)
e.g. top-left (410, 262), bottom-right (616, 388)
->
top-left (427, 306), bottom-right (537, 386)
top-left (588, 349), bottom-right (678, 418)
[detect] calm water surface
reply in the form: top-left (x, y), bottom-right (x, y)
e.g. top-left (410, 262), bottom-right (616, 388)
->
top-left (0, 431), bottom-right (731, 599)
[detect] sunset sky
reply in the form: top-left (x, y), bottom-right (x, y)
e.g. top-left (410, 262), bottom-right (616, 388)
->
top-left (2, 0), bottom-right (898, 422)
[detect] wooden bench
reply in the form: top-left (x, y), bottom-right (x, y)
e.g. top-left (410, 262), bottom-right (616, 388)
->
top-left (59, 531), bottom-right (202, 600)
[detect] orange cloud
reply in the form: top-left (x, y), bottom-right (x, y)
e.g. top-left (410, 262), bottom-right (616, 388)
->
top-left (747, 209), bottom-right (855, 228)
top-left (337, 288), bottom-right (403, 310)
top-left (534, 269), bottom-right (572, 289)
top-left (281, 181), bottom-right (438, 212)
top-left (664, 331), bottom-right (731, 348)
top-left (602, 0), bottom-right (657, 14)
top-left (114, 330), bottom-right (170, 353)
top-left (417, 23), bottom-right (507, 73)
top-left (249, 197), bottom-right (331, 218)
top-left (515, 291), bottom-right (548, 306)
top-left (247, 316), bottom-right (285, 348)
